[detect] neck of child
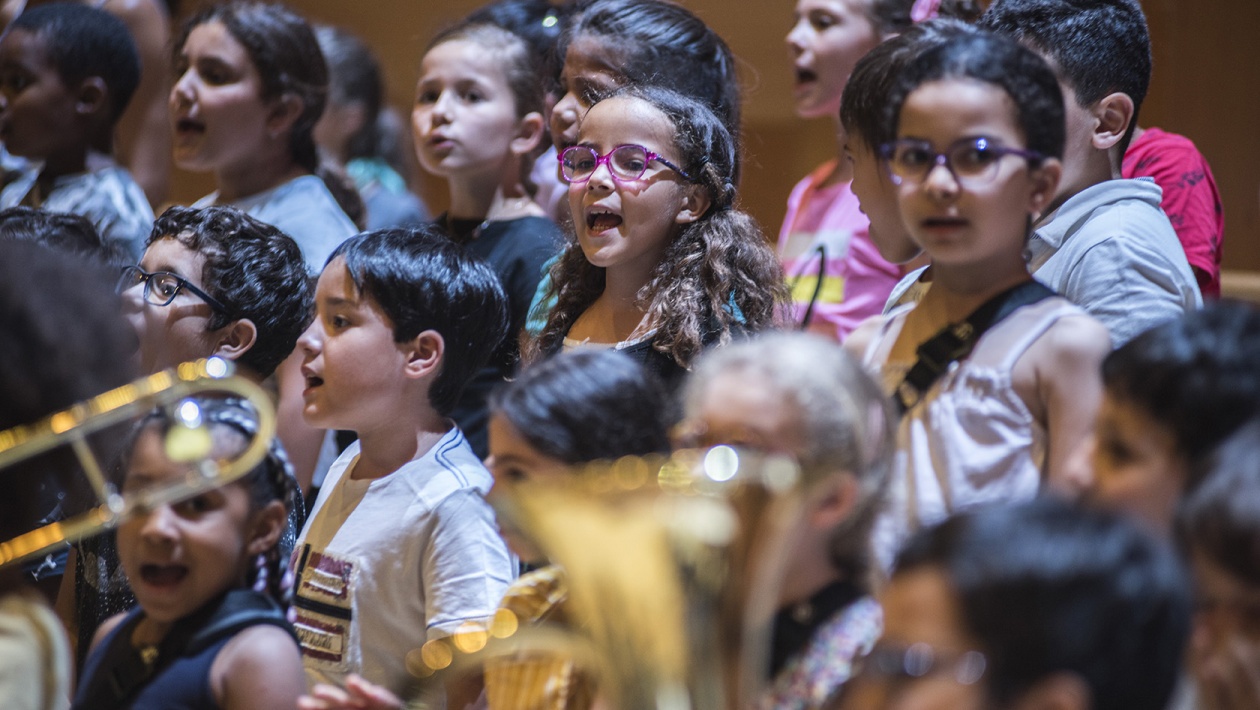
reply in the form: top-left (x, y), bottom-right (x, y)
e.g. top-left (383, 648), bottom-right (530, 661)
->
top-left (215, 146), bottom-right (308, 204)
top-left (924, 256), bottom-right (1033, 320)
top-left (350, 412), bottom-right (453, 480)
top-left (1041, 151), bottom-right (1119, 219)
top-left (446, 164), bottom-right (541, 223)
top-left (36, 147), bottom-right (89, 189)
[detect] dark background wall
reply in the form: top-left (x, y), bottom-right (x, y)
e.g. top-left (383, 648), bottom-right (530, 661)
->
top-left (167, 0), bottom-right (1260, 273)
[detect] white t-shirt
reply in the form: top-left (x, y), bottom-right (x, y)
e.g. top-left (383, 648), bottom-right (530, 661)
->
top-left (290, 429), bottom-right (514, 695)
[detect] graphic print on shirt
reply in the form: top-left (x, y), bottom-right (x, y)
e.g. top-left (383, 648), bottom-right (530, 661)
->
top-left (292, 544), bottom-right (356, 669)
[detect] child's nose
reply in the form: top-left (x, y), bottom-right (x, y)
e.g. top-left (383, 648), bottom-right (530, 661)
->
top-left (139, 505), bottom-right (179, 544)
top-left (785, 19), bottom-right (809, 55)
top-left (296, 319), bottom-right (322, 356)
top-left (585, 159), bottom-right (616, 191)
top-left (923, 161), bottom-right (962, 198)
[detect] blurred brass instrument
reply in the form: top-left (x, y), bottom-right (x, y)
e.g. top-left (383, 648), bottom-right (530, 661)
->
top-left (0, 357), bottom-right (275, 568)
top-left (407, 446), bottom-right (803, 710)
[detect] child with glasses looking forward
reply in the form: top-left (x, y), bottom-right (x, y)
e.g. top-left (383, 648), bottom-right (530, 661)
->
top-left (531, 85), bottom-right (787, 395)
top-left (844, 32), bottom-right (1109, 568)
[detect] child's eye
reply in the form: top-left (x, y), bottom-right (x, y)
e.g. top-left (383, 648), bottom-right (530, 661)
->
top-left (809, 11), bottom-right (839, 30)
top-left (331, 315), bottom-right (350, 329)
top-left (896, 146), bottom-right (935, 169)
top-left (416, 88), bottom-right (439, 105)
top-left (462, 89), bottom-right (485, 103)
top-left (174, 495), bottom-right (214, 516)
top-left (954, 147), bottom-right (1000, 172)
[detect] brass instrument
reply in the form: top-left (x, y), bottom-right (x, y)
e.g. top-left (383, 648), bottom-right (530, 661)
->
top-left (0, 357), bottom-right (276, 568)
top-left (406, 446), bottom-right (803, 710)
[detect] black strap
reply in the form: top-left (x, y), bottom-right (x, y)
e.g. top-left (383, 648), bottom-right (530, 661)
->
top-left (894, 279), bottom-right (1054, 415)
top-left (796, 244), bottom-right (827, 330)
top-left (82, 590), bottom-right (293, 710)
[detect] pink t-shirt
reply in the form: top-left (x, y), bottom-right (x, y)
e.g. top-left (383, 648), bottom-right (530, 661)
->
top-left (1121, 127), bottom-right (1224, 298)
top-left (778, 160), bottom-right (901, 341)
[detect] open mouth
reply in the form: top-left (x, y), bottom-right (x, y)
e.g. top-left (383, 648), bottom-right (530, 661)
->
top-left (305, 375), bottom-right (324, 389)
top-left (586, 210), bottom-right (623, 232)
top-left (140, 564), bottom-right (188, 587)
top-left (175, 118), bottom-right (205, 136)
top-left (922, 217), bottom-right (969, 231)
top-left (794, 67), bottom-right (818, 86)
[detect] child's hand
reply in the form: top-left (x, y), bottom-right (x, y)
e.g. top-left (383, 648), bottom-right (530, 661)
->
top-left (297, 674), bottom-right (404, 710)
top-left (1195, 636), bottom-right (1260, 710)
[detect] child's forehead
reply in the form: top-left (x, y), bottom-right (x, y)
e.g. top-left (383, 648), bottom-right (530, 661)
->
top-left (0, 27), bottom-right (54, 67)
top-left (900, 78), bottom-right (1023, 141)
top-left (580, 96), bottom-right (674, 144)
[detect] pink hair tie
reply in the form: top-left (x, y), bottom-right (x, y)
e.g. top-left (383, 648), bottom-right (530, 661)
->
top-left (911, 0), bottom-right (943, 22)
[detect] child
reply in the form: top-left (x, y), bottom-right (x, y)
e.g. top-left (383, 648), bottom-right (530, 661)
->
top-left (981, 0), bottom-right (1201, 347)
top-left (844, 31), bottom-right (1111, 567)
top-left (0, 240), bottom-right (136, 708)
top-left (838, 19), bottom-right (976, 311)
top-left (170, 1), bottom-right (360, 490)
top-left (780, 0), bottom-right (922, 340)
top-left (292, 227), bottom-right (514, 699)
top-left (1177, 421), bottom-right (1260, 710)
top-left (300, 348), bottom-right (671, 710)
top-left (1087, 301), bottom-right (1260, 535)
top-left (838, 498), bottom-right (1190, 710)
top-left (170, 1), bottom-right (357, 274)
top-left (63, 204), bottom-right (313, 662)
top-left (314, 24), bottom-right (430, 231)
top-left (0, 3), bottom-right (154, 260)
top-left (534, 85), bottom-right (788, 393)
top-left (681, 333), bottom-right (894, 710)
top-left (549, 0), bottom-right (741, 155)
top-left (413, 18), bottom-right (563, 457)
top-left (525, 0), bottom-right (744, 336)
top-left (120, 205), bottom-right (314, 379)
top-left (73, 399), bottom-right (306, 709)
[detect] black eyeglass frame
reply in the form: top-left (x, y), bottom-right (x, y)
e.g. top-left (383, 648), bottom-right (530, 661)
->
top-left (117, 265), bottom-right (230, 315)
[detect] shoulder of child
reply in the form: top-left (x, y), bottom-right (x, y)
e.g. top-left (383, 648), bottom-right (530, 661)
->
top-left (88, 611), bottom-right (129, 657)
top-left (1028, 312), bottom-right (1112, 377)
top-left (210, 623), bottom-right (305, 710)
top-left (843, 314), bottom-right (888, 363)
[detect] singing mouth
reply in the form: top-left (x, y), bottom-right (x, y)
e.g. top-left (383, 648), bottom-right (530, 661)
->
top-left (586, 209), bottom-right (623, 232)
top-left (140, 563), bottom-right (188, 587)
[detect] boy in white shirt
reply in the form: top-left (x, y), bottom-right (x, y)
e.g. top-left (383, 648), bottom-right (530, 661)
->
top-left (291, 227), bottom-right (514, 700)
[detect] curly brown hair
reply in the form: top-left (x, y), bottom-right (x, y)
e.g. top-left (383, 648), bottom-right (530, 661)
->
top-left (532, 86), bottom-right (789, 368)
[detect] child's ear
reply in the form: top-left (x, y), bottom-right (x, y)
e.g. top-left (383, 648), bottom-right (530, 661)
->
top-left (265, 93), bottom-right (305, 139)
top-left (807, 472), bottom-right (858, 531)
top-left (1028, 157), bottom-right (1063, 220)
top-left (245, 499), bottom-right (287, 557)
top-left (211, 318), bottom-right (258, 363)
top-left (1089, 92), bottom-right (1135, 152)
top-left (674, 184), bottom-right (712, 225)
top-left (510, 111), bottom-right (546, 158)
top-left (74, 77), bottom-right (108, 118)
top-left (402, 329), bottom-right (444, 380)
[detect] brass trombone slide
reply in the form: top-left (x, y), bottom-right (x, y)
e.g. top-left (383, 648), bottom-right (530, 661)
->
top-left (0, 357), bottom-right (276, 568)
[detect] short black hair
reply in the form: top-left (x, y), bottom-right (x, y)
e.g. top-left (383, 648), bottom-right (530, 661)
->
top-left (466, 0), bottom-right (569, 99)
top-left (1177, 419), bottom-right (1260, 587)
top-left (0, 206), bottom-right (124, 265)
top-left (841, 18), bottom-right (976, 150)
top-left (11, 2), bottom-right (140, 123)
top-left (980, 0), bottom-right (1151, 153)
top-left (895, 498), bottom-right (1191, 710)
top-left (0, 241), bottom-right (137, 541)
top-left (885, 30), bottom-right (1065, 161)
top-left (490, 350), bottom-right (670, 464)
top-left (329, 227), bottom-right (509, 416)
top-left (1103, 301), bottom-right (1260, 479)
top-left (149, 206), bottom-right (314, 379)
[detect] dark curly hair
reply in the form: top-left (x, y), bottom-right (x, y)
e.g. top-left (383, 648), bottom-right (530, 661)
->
top-left (534, 86), bottom-right (788, 368)
top-left (149, 206), bottom-right (314, 378)
top-left (174, 2), bottom-right (327, 175)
